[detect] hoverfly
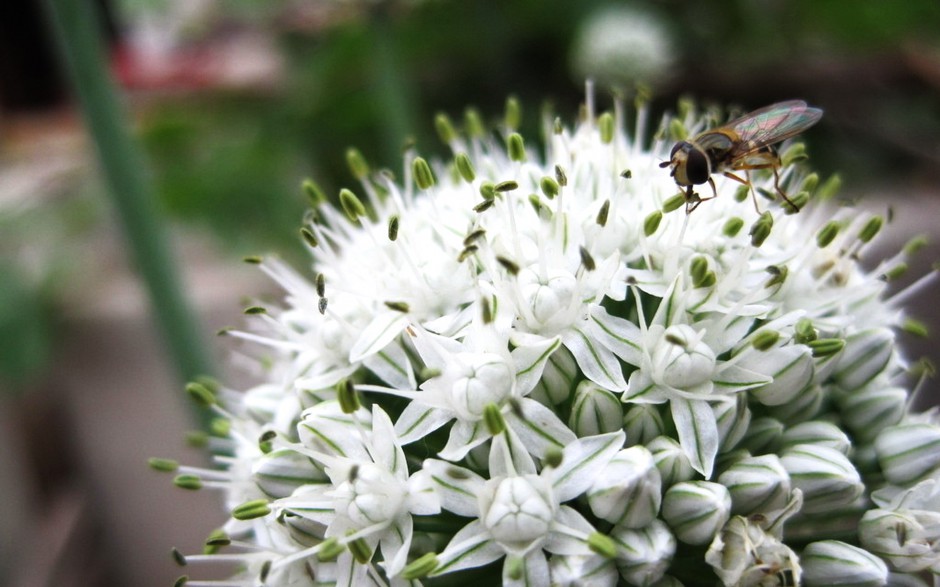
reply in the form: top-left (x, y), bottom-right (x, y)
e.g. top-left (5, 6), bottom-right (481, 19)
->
top-left (660, 100), bottom-right (823, 213)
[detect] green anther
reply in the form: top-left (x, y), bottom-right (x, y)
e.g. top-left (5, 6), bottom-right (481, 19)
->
top-left (580, 246), bottom-right (596, 271)
top-left (635, 82), bottom-right (652, 109)
top-left (412, 157), bottom-right (435, 190)
top-left (483, 403), bottom-right (506, 435)
top-left (587, 532), bottom-right (618, 559)
top-left (337, 380), bottom-right (360, 414)
top-left (446, 466), bottom-right (472, 480)
top-left (242, 255), bottom-right (262, 265)
top-left (384, 301), bottom-right (410, 313)
top-left (434, 112), bottom-right (457, 144)
top-left (663, 193), bottom-right (685, 213)
top-left (764, 265), bottom-right (788, 288)
top-left (858, 216), bottom-right (884, 243)
top-left (690, 256), bottom-right (709, 287)
top-left (258, 430), bottom-right (276, 454)
top-left (644, 210), bottom-right (663, 236)
top-left (808, 338), bottom-right (845, 358)
top-left (816, 221), bottom-right (841, 248)
top-left (786, 191), bottom-right (809, 213)
top-left (883, 262), bottom-right (908, 281)
top-left (497, 256), bottom-right (520, 276)
top-left (339, 188), bottom-right (366, 222)
top-left (318, 297), bottom-right (328, 315)
top-left (463, 229), bottom-right (485, 246)
top-left (205, 529), bottom-right (231, 547)
top-left (464, 107), bottom-right (485, 138)
top-left (474, 199), bottom-right (495, 213)
top-left (723, 216), bottom-right (744, 237)
top-left (457, 245), bottom-right (478, 262)
top-left (543, 447), bottom-right (563, 469)
top-left (243, 306), bottom-right (266, 315)
top-left (318, 537), bottom-right (345, 561)
top-left (386, 215), bottom-right (399, 242)
top-left (795, 318), bottom-right (817, 344)
top-left (508, 133), bottom-right (526, 162)
top-left (185, 381), bottom-right (217, 407)
top-left (481, 296), bottom-right (493, 324)
top-left (149, 457), bottom-right (179, 472)
top-left (540, 176), bottom-right (559, 199)
top-left (345, 148), bottom-right (369, 180)
top-left (555, 164), bottom-right (568, 187)
top-left (677, 96), bottom-right (695, 120)
top-left (455, 153), bottom-right (476, 182)
top-left (598, 112), bottom-right (615, 144)
top-left (171, 547), bottom-right (187, 566)
top-left (903, 318), bottom-right (929, 338)
top-left (302, 178), bottom-right (327, 206)
top-left (621, 169), bottom-right (632, 179)
top-left (232, 499), bottom-right (271, 521)
top-left (211, 417), bottom-right (230, 437)
top-left (904, 235), bottom-right (928, 255)
top-left (817, 174), bottom-right (842, 200)
top-left (495, 180), bottom-right (519, 192)
top-left (528, 193), bottom-right (543, 214)
top-left (505, 95), bottom-right (522, 130)
top-left (174, 474), bottom-right (203, 490)
top-left (173, 576), bottom-right (187, 587)
top-left (734, 185), bottom-right (749, 203)
top-left (752, 330), bottom-right (781, 351)
top-left (596, 200), bottom-right (610, 227)
top-left (699, 271), bottom-right (717, 287)
top-left (402, 553), bottom-right (439, 580)
top-left (800, 172), bottom-right (820, 194)
top-left (300, 227), bottom-right (318, 248)
top-left (419, 367), bottom-right (442, 381)
top-left (781, 142), bottom-right (807, 167)
top-left (186, 431), bottom-right (208, 448)
top-left (348, 537), bottom-right (373, 564)
top-left (668, 118), bottom-right (687, 141)
top-left (480, 181), bottom-right (496, 200)
top-left (749, 212), bottom-right (774, 247)
top-left (553, 116), bottom-right (563, 135)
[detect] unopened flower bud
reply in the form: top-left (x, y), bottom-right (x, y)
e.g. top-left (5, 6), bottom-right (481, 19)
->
top-left (801, 540), bottom-right (888, 587)
top-left (770, 383), bottom-right (824, 425)
top-left (738, 417), bottom-right (784, 455)
top-left (623, 404), bottom-right (665, 447)
top-left (875, 424), bottom-right (940, 486)
top-left (838, 383), bottom-right (907, 444)
top-left (781, 445), bottom-right (863, 514)
top-left (718, 454), bottom-right (791, 515)
top-left (662, 481), bottom-right (731, 545)
top-left (611, 519), bottom-right (676, 586)
top-left (588, 447), bottom-right (662, 527)
top-left (480, 475), bottom-right (556, 553)
top-left (833, 328), bottom-right (895, 390)
top-left (713, 397), bottom-right (750, 452)
top-left (570, 381), bottom-right (624, 436)
top-left (747, 346), bottom-right (814, 406)
top-left (647, 436), bottom-right (694, 488)
top-left (779, 421), bottom-right (851, 455)
top-left (548, 554), bottom-right (617, 587)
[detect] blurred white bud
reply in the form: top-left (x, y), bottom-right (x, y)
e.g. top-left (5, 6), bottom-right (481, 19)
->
top-left (612, 519), bottom-right (676, 587)
top-left (647, 435), bottom-right (695, 488)
top-left (801, 540), bottom-right (888, 587)
top-left (779, 421), bottom-right (851, 455)
top-left (570, 380), bottom-right (624, 436)
top-left (875, 423), bottom-right (940, 486)
top-left (662, 481), bottom-right (731, 545)
top-left (717, 454), bottom-right (791, 515)
top-left (780, 444), bottom-right (863, 514)
top-left (588, 446), bottom-right (662, 527)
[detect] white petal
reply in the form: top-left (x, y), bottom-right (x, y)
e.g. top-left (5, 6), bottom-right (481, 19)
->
top-left (562, 326), bottom-right (627, 391)
top-left (588, 305), bottom-right (644, 367)
top-left (380, 515), bottom-right (413, 577)
top-left (434, 520), bottom-right (503, 575)
top-left (439, 420), bottom-right (490, 462)
top-left (511, 336), bottom-right (562, 396)
top-left (671, 398), bottom-right (719, 478)
top-left (349, 311), bottom-right (410, 362)
top-left (545, 505), bottom-right (596, 555)
top-left (368, 406), bottom-right (406, 478)
top-left (394, 402), bottom-right (452, 445)
top-left (423, 459), bottom-right (485, 517)
top-left (490, 427), bottom-right (538, 476)
top-left (363, 341), bottom-right (416, 390)
top-left (552, 430), bottom-right (626, 502)
top-left (506, 399), bottom-right (577, 459)
top-left (503, 550), bottom-right (550, 587)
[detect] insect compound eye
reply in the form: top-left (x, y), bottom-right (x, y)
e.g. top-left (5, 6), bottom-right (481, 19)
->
top-left (685, 149), bottom-right (710, 185)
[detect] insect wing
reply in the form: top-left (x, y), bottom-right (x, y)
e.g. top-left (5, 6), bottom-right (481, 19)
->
top-left (726, 100), bottom-right (822, 156)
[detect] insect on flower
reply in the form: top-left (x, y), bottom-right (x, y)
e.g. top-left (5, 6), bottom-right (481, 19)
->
top-left (660, 100), bottom-right (823, 213)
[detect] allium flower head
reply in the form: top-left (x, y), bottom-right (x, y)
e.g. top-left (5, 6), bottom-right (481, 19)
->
top-left (157, 89), bottom-right (939, 586)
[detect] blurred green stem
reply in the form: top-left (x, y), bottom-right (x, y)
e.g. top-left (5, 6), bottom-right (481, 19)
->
top-left (41, 0), bottom-right (214, 397)
top-left (372, 11), bottom-right (417, 164)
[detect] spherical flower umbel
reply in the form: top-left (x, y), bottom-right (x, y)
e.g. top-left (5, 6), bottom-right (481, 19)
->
top-left (156, 89), bottom-right (939, 586)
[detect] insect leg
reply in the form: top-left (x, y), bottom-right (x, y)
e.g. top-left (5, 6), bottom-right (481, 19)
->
top-left (722, 171), bottom-right (761, 214)
top-left (771, 165), bottom-right (800, 213)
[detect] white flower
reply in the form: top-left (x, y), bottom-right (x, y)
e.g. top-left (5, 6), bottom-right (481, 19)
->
top-left (860, 479), bottom-right (940, 573)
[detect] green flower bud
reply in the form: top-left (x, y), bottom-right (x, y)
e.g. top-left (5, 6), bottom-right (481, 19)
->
top-left (738, 417), bottom-right (785, 455)
top-left (588, 447), bottom-right (662, 527)
top-left (748, 346), bottom-right (814, 407)
top-left (771, 383), bottom-right (824, 425)
top-left (875, 423), bottom-right (940, 486)
top-left (662, 481), bottom-right (732, 545)
top-left (718, 454), bottom-right (791, 515)
top-left (801, 540), bottom-right (887, 587)
top-left (611, 520), bottom-right (676, 586)
top-left (781, 445), bottom-right (863, 514)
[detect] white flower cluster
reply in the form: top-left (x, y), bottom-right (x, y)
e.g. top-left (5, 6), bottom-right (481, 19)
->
top-left (158, 93), bottom-right (939, 587)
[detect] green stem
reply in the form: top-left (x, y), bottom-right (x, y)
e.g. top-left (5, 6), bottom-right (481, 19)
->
top-left (41, 0), bottom-right (214, 407)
